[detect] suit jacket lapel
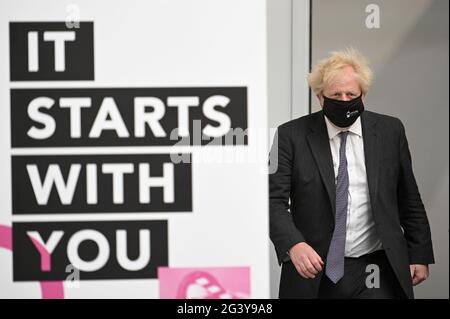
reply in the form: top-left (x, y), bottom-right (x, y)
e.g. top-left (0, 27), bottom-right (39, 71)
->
top-left (307, 112), bottom-right (336, 216)
top-left (361, 112), bottom-right (380, 215)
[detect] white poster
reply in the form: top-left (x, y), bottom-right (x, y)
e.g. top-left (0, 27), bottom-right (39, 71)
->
top-left (0, 0), bottom-right (269, 299)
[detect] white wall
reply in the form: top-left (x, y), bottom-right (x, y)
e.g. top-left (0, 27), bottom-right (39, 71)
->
top-left (267, 0), bottom-right (310, 298)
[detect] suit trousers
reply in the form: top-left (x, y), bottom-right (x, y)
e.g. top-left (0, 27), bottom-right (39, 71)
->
top-left (318, 249), bottom-right (407, 299)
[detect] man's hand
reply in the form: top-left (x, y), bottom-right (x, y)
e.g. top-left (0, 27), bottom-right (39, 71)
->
top-left (289, 242), bottom-right (324, 279)
top-left (410, 264), bottom-right (429, 286)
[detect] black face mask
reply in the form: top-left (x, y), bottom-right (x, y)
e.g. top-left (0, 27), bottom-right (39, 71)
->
top-left (322, 94), bottom-right (364, 128)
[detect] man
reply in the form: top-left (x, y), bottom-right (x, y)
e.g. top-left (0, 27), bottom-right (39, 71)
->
top-left (269, 48), bottom-right (434, 299)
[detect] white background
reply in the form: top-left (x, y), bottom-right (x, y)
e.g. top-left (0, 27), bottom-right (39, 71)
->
top-left (0, 0), bottom-right (270, 298)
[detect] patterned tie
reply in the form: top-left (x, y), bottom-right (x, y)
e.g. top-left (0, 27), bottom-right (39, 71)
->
top-left (325, 131), bottom-right (349, 284)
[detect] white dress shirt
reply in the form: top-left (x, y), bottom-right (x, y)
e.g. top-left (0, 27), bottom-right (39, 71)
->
top-left (324, 116), bottom-right (383, 257)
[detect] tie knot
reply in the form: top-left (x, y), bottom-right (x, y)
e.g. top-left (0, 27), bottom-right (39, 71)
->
top-left (339, 131), bottom-right (349, 141)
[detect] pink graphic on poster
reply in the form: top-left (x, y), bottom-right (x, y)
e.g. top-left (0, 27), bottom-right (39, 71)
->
top-left (158, 267), bottom-right (250, 299)
top-left (0, 224), bottom-right (64, 299)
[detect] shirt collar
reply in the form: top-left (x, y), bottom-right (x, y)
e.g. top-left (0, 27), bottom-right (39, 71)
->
top-left (324, 115), bottom-right (362, 140)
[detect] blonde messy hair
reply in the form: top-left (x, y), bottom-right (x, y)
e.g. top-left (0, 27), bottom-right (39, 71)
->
top-left (307, 47), bottom-right (373, 96)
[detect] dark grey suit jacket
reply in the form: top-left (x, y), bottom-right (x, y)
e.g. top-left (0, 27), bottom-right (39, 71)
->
top-left (269, 110), bottom-right (434, 299)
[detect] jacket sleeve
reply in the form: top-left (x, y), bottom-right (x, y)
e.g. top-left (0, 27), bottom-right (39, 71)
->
top-left (397, 119), bottom-right (435, 265)
top-left (269, 124), bottom-right (305, 264)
